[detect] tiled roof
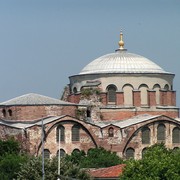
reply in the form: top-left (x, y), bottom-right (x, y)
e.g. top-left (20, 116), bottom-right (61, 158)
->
top-left (0, 116), bottom-right (66, 129)
top-left (88, 164), bottom-right (125, 178)
top-left (94, 114), bottom-right (160, 128)
top-left (0, 93), bottom-right (76, 106)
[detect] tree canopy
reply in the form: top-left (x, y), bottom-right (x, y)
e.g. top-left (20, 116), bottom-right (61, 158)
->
top-left (17, 156), bottom-right (92, 180)
top-left (120, 144), bottom-right (180, 180)
top-left (0, 138), bottom-right (28, 180)
top-left (65, 147), bottom-right (123, 168)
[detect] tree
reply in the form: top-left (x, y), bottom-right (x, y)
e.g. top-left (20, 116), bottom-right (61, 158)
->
top-left (65, 147), bottom-right (123, 168)
top-left (120, 144), bottom-right (180, 180)
top-left (0, 138), bottom-right (28, 179)
top-left (17, 156), bottom-right (92, 180)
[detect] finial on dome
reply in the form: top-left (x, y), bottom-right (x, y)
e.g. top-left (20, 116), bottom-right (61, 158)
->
top-left (118, 30), bottom-right (124, 49)
top-left (115, 30), bottom-right (127, 52)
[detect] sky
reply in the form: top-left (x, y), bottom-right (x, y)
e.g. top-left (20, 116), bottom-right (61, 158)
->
top-left (0, 0), bottom-right (180, 107)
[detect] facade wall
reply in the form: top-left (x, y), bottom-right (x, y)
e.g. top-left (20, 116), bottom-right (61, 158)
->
top-left (0, 105), bottom-right (77, 121)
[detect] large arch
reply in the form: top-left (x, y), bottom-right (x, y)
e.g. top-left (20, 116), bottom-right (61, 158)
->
top-left (37, 118), bottom-right (99, 155)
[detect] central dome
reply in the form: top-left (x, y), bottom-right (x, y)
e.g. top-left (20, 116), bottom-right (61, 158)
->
top-left (79, 32), bottom-right (169, 75)
top-left (79, 50), bottom-right (167, 75)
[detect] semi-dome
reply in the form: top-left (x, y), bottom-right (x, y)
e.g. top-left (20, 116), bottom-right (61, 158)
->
top-left (79, 32), bottom-right (169, 75)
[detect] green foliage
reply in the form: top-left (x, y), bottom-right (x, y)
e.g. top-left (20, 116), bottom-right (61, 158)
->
top-left (81, 88), bottom-right (101, 98)
top-left (120, 144), bottom-right (180, 180)
top-left (65, 147), bottom-right (124, 168)
top-left (0, 138), bottom-right (21, 156)
top-left (75, 108), bottom-right (86, 119)
top-left (17, 156), bottom-right (91, 180)
top-left (0, 138), bottom-right (28, 179)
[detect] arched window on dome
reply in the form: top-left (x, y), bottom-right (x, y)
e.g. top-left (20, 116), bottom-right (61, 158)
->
top-left (73, 87), bottom-right (77, 94)
top-left (126, 148), bottom-right (135, 159)
top-left (72, 124), bottom-right (80, 141)
top-left (123, 84), bottom-right (134, 106)
top-left (107, 85), bottom-right (117, 104)
top-left (153, 84), bottom-right (161, 105)
top-left (142, 127), bottom-right (150, 144)
top-left (56, 125), bottom-right (65, 142)
top-left (157, 124), bottom-right (166, 143)
top-left (172, 127), bottom-right (180, 144)
top-left (139, 84), bottom-right (149, 106)
top-left (164, 84), bottom-right (169, 91)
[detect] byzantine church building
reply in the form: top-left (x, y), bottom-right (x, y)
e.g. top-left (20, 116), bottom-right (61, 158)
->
top-left (0, 32), bottom-right (179, 159)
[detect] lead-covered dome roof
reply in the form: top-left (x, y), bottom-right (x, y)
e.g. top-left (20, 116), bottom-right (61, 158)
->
top-left (79, 32), bottom-right (169, 75)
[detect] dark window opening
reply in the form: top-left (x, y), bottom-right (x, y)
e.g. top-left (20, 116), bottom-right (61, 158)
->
top-left (72, 149), bottom-right (80, 154)
top-left (107, 85), bottom-right (117, 103)
top-left (57, 149), bottom-right (66, 157)
top-left (56, 125), bottom-right (65, 142)
top-left (73, 87), bottom-right (77, 94)
top-left (157, 124), bottom-right (166, 142)
top-left (8, 109), bottom-right (12, 116)
top-left (43, 149), bottom-right (50, 159)
top-left (72, 124), bottom-right (80, 141)
top-left (108, 127), bottom-right (114, 137)
top-left (142, 127), bottom-right (150, 144)
top-left (173, 127), bottom-right (180, 143)
top-left (2, 109), bottom-right (6, 117)
top-left (126, 148), bottom-right (135, 159)
top-left (87, 108), bottom-right (91, 118)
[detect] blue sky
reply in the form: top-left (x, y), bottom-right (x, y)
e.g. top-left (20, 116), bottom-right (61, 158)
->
top-left (0, 0), bottom-right (180, 107)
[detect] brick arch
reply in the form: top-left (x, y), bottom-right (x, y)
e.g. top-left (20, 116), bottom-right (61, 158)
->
top-left (122, 118), bottom-right (180, 156)
top-left (37, 118), bottom-right (99, 155)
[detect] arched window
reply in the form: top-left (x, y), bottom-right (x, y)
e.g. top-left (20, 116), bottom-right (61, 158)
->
top-left (139, 84), bottom-right (148, 106)
top-left (72, 124), bottom-right (80, 141)
top-left (142, 127), bottom-right (150, 144)
top-left (107, 85), bottom-right (117, 103)
top-left (57, 149), bottom-right (66, 157)
top-left (164, 84), bottom-right (169, 91)
top-left (72, 149), bottom-right (81, 154)
top-left (142, 148), bottom-right (147, 158)
top-left (73, 87), bottom-right (77, 94)
top-left (123, 84), bottom-right (134, 106)
top-left (157, 124), bottom-right (166, 142)
top-left (56, 125), bottom-right (65, 142)
top-left (153, 84), bottom-right (161, 105)
top-left (173, 127), bottom-right (180, 143)
top-left (2, 109), bottom-right (6, 117)
top-left (43, 149), bottom-right (50, 159)
top-left (8, 109), bottom-right (12, 116)
top-left (126, 148), bottom-right (135, 159)
top-left (87, 108), bottom-right (91, 118)
top-left (108, 127), bottom-right (114, 137)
